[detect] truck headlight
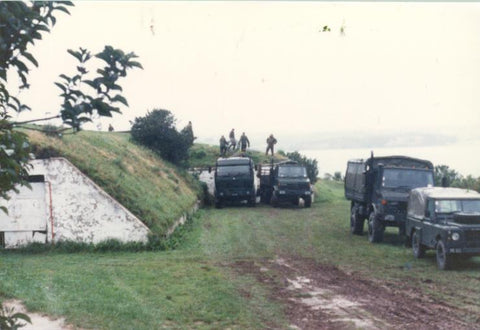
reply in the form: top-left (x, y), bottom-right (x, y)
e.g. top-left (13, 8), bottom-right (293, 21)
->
top-left (451, 232), bottom-right (460, 241)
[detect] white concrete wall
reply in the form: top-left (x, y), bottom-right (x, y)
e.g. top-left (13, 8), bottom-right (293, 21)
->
top-left (1, 158), bottom-right (150, 247)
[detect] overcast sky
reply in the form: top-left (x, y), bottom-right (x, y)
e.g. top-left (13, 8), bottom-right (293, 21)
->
top-left (11, 1), bottom-right (480, 145)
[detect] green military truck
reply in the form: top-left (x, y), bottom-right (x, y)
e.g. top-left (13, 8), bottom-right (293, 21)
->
top-left (213, 156), bottom-right (256, 208)
top-left (406, 187), bottom-right (480, 270)
top-left (257, 160), bottom-right (313, 207)
top-left (345, 154), bottom-right (434, 243)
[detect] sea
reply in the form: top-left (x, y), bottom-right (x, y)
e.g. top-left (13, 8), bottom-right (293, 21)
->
top-left (301, 140), bottom-right (480, 178)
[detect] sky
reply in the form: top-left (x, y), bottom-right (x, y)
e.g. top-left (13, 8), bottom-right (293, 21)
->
top-left (10, 1), bottom-right (480, 149)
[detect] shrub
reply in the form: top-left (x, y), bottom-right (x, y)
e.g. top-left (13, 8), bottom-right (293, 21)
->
top-left (131, 109), bottom-right (191, 166)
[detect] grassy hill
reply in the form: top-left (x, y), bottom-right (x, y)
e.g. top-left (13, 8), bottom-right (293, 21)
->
top-left (188, 143), bottom-right (287, 168)
top-left (25, 129), bottom-right (200, 236)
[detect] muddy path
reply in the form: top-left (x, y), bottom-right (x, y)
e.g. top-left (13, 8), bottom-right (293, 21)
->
top-left (231, 256), bottom-right (473, 330)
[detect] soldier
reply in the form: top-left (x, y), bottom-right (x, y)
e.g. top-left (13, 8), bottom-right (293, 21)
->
top-left (181, 121), bottom-right (195, 147)
top-left (266, 134), bottom-right (277, 156)
top-left (238, 132), bottom-right (250, 152)
top-left (228, 128), bottom-right (236, 150)
top-left (108, 124), bottom-right (114, 132)
top-left (219, 135), bottom-right (228, 156)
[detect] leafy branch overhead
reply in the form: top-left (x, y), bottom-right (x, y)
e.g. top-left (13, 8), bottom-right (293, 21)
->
top-left (0, 1), bottom-right (73, 211)
top-left (56, 46), bottom-right (143, 131)
top-left (0, 1), bottom-right (73, 114)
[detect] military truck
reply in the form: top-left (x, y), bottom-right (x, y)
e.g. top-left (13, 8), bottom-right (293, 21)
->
top-left (212, 156), bottom-right (256, 208)
top-left (257, 160), bottom-right (313, 207)
top-left (406, 187), bottom-right (480, 270)
top-left (345, 154), bottom-right (434, 243)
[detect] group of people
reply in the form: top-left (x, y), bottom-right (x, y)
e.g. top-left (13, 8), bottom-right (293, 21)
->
top-left (219, 128), bottom-right (277, 157)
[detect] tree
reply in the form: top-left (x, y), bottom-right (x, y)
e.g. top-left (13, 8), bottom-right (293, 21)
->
top-left (1, 1), bottom-right (141, 211)
top-left (0, 1), bottom-right (73, 211)
top-left (434, 164), bottom-right (462, 187)
top-left (131, 109), bottom-right (192, 166)
top-left (56, 46), bottom-right (142, 131)
top-left (286, 151), bottom-right (319, 184)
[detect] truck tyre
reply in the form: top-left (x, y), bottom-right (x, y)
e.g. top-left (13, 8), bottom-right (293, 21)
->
top-left (436, 240), bottom-right (452, 270)
top-left (304, 196), bottom-right (312, 208)
top-left (368, 212), bottom-right (384, 243)
top-left (412, 230), bottom-right (426, 258)
top-left (350, 205), bottom-right (364, 235)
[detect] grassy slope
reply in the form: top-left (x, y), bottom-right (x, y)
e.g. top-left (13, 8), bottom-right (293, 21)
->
top-left (189, 143), bottom-right (287, 168)
top-left (26, 129), bottom-right (199, 235)
top-left (1, 181), bottom-right (480, 328)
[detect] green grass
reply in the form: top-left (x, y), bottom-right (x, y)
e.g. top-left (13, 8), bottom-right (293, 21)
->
top-left (2, 179), bottom-right (480, 327)
top-left (0, 252), bottom-right (283, 329)
top-left (180, 181), bottom-right (480, 322)
top-left (25, 129), bottom-right (200, 235)
top-left (188, 143), bottom-right (287, 168)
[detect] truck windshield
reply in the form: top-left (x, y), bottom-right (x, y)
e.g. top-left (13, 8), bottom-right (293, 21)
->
top-left (278, 166), bottom-right (307, 178)
top-left (217, 165), bottom-right (250, 177)
top-left (382, 169), bottom-right (433, 188)
top-left (435, 199), bottom-right (480, 214)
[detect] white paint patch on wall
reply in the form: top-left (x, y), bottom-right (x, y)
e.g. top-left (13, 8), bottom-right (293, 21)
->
top-left (1, 158), bottom-right (150, 248)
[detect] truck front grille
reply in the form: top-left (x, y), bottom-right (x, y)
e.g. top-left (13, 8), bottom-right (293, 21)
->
top-left (465, 230), bottom-right (480, 248)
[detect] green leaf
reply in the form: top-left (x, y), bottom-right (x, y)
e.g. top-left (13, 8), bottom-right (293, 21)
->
top-left (128, 61), bottom-right (143, 70)
top-left (10, 312), bottom-right (31, 324)
top-left (111, 94), bottom-right (128, 106)
top-left (54, 82), bottom-right (67, 92)
top-left (54, 6), bottom-right (71, 15)
top-left (11, 59), bottom-right (28, 73)
top-left (22, 52), bottom-right (39, 67)
top-left (83, 80), bottom-right (97, 89)
top-left (67, 49), bottom-right (83, 62)
top-left (59, 74), bottom-right (71, 82)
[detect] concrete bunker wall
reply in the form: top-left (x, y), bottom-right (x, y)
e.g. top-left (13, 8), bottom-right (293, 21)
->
top-left (0, 158), bottom-right (150, 248)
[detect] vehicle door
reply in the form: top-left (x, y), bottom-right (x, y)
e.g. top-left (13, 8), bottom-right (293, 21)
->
top-left (421, 199), bottom-right (437, 248)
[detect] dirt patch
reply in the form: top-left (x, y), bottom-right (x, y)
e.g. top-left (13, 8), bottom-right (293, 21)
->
top-left (2, 299), bottom-right (76, 330)
top-left (230, 256), bottom-right (473, 330)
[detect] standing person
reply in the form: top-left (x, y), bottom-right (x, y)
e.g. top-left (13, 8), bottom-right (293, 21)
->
top-left (219, 135), bottom-right (228, 156)
top-left (108, 124), bottom-right (114, 132)
top-left (266, 134), bottom-right (277, 156)
top-left (228, 128), bottom-right (236, 150)
top-left (181, 121), bottom-right (195, 147)
top-left (238, 132), bottom-right (250, 152)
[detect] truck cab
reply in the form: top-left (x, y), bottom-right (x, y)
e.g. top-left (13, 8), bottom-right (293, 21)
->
top-left (257, 161), bottom-right (312, 207)
top-left (406, 187), bottom-right (480, 270)
top-left (213, 157), bottom-right (256, 208)
top-left (345, 155), bottom-right (434, 243)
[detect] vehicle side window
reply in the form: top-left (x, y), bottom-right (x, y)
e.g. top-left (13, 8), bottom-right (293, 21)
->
top-left (426, 199), bottom-right (435, 222)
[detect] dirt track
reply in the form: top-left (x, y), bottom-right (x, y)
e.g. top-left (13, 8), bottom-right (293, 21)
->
top-left (231, 256), bottom-right (473, 330)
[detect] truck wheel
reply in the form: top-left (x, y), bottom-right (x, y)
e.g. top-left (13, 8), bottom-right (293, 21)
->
top-left (304, 196), bottom-right (312, 208)
top-left (412, 230), bottom-right (426, 258)
top-left (436, 240), bottom-right (452, 270)
top-left (368, 213), bottom-right (384, 243)
top-left (350, 205), bottom-right (364, 235)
